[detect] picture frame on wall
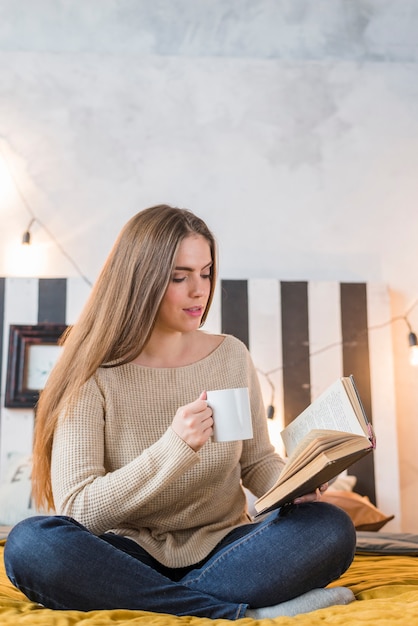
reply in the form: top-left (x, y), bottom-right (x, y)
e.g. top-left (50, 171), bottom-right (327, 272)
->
top-left (5, 324), bottom-right (68, 408)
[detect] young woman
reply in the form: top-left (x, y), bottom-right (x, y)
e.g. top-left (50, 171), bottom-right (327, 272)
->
top-left (4, 205), bottom-right (356, 620)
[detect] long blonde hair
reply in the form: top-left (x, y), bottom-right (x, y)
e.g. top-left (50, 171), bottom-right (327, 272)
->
top-left (32, 204), bottom-right (218, 510)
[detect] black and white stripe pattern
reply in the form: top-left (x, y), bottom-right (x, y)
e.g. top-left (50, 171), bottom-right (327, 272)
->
top-left (205, 279), bottom-right (400, 528)
top-left (0, 277), bottom-right (91, 476)
top-left (0, 277), bottom-right (401, 528)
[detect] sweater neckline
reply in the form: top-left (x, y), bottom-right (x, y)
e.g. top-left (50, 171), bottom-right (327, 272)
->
top-left (123, 334), bottom-right (229, 372)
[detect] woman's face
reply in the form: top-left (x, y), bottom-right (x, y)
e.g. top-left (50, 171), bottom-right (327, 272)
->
top-left (155, 234), bottom-right (213, 334)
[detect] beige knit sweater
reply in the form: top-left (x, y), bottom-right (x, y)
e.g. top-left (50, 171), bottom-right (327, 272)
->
top-left (51, 334), bottom-right (286, 568)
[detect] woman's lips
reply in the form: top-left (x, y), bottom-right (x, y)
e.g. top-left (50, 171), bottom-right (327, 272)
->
top-left (184, 306), bottom-right (203, 317)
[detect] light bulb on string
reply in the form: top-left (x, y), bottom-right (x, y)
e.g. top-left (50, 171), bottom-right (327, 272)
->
top-left (4, 218), bottom-right (47, 277)
top-left (408, 331), bottom-right (418, 366)
top-left (1, 136), bottom-right (93, 285)
top-left (22, 217), bottom-right (35, 245)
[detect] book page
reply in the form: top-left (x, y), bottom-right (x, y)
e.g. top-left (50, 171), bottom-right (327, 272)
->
top-left (342, 376), bottom-right (373, 442)
top-left (277, 430), bottom-right (366, 483)
top-left (281, 378), bottom-right (366, 456)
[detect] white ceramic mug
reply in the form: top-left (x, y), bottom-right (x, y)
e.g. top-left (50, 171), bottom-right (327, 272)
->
top-left (207, 387), bottom-right (253, 442)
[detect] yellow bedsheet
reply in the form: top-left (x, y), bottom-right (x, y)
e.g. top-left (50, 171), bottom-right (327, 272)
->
top-left (1, 541), bottom-right (418, 625)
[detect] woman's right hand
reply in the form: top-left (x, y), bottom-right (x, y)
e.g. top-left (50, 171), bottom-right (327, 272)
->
top-left (171, 391), bottom-right (214, 451)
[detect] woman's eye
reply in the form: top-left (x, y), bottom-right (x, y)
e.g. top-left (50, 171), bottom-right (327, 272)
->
top-left (172, 277), bottom-right (186, 283)
top-left (201, 274), bottom-right (211, 280)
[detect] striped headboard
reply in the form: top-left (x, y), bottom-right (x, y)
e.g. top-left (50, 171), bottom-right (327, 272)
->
top-left (205, 279), bottom-right (400, 527)
top-left (0, 277), bottom-right (401, 529)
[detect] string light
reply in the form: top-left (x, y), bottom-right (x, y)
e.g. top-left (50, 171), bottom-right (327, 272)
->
top-left (2, 140), bottom-right (418, 415)
top-left (21, 218), bottom-right (35, 245)
top-left (257, 301), bottom-right (418, 418)
top-left (408, 332), bottom-right (418, 366)
top-left (403, 311), bottom-right (418, 366)
top-left (16, 212), bottom-right (92, 287)
top-left (0, 142), bottom-right (92, 287)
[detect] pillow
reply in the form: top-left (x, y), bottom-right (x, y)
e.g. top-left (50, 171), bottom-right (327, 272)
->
top-left (0, 453), bottom-right (47, 526)
top-left (328, 474), bottom-right (357, 492)
top-left (321, 490), bottom-right (394, 531)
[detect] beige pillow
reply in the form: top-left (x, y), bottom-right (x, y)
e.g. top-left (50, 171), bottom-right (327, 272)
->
top-left (328, 474), bottom-right (357, 492)
top-left (321, 490), bottom-right (394, 531)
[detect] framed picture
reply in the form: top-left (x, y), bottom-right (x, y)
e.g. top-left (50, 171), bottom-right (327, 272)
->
top-left (5, 324), bottom-right (68, 408)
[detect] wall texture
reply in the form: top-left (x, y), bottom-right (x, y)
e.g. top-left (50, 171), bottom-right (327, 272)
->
top-left (0, 1), bottom-right (417, 530)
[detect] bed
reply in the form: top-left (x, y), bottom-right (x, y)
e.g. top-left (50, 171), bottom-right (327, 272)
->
top-left (0, 277), bottom-right (415, 623)
top-left (1, 530), bottom-right (418, 625)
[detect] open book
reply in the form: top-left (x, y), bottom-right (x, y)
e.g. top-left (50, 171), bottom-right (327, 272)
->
top-left (254, 375), bottom-right (376, 515)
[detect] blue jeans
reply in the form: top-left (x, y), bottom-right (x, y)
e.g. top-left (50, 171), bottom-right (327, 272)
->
top-left (4, 502), bottom-right (356, 620)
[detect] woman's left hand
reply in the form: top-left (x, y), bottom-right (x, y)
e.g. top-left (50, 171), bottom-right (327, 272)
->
top-left (292, 482), bottom-right (328, 504)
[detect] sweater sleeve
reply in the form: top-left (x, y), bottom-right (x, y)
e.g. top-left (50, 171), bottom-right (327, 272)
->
top-left (51, 376), bottom-right (200, 535)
